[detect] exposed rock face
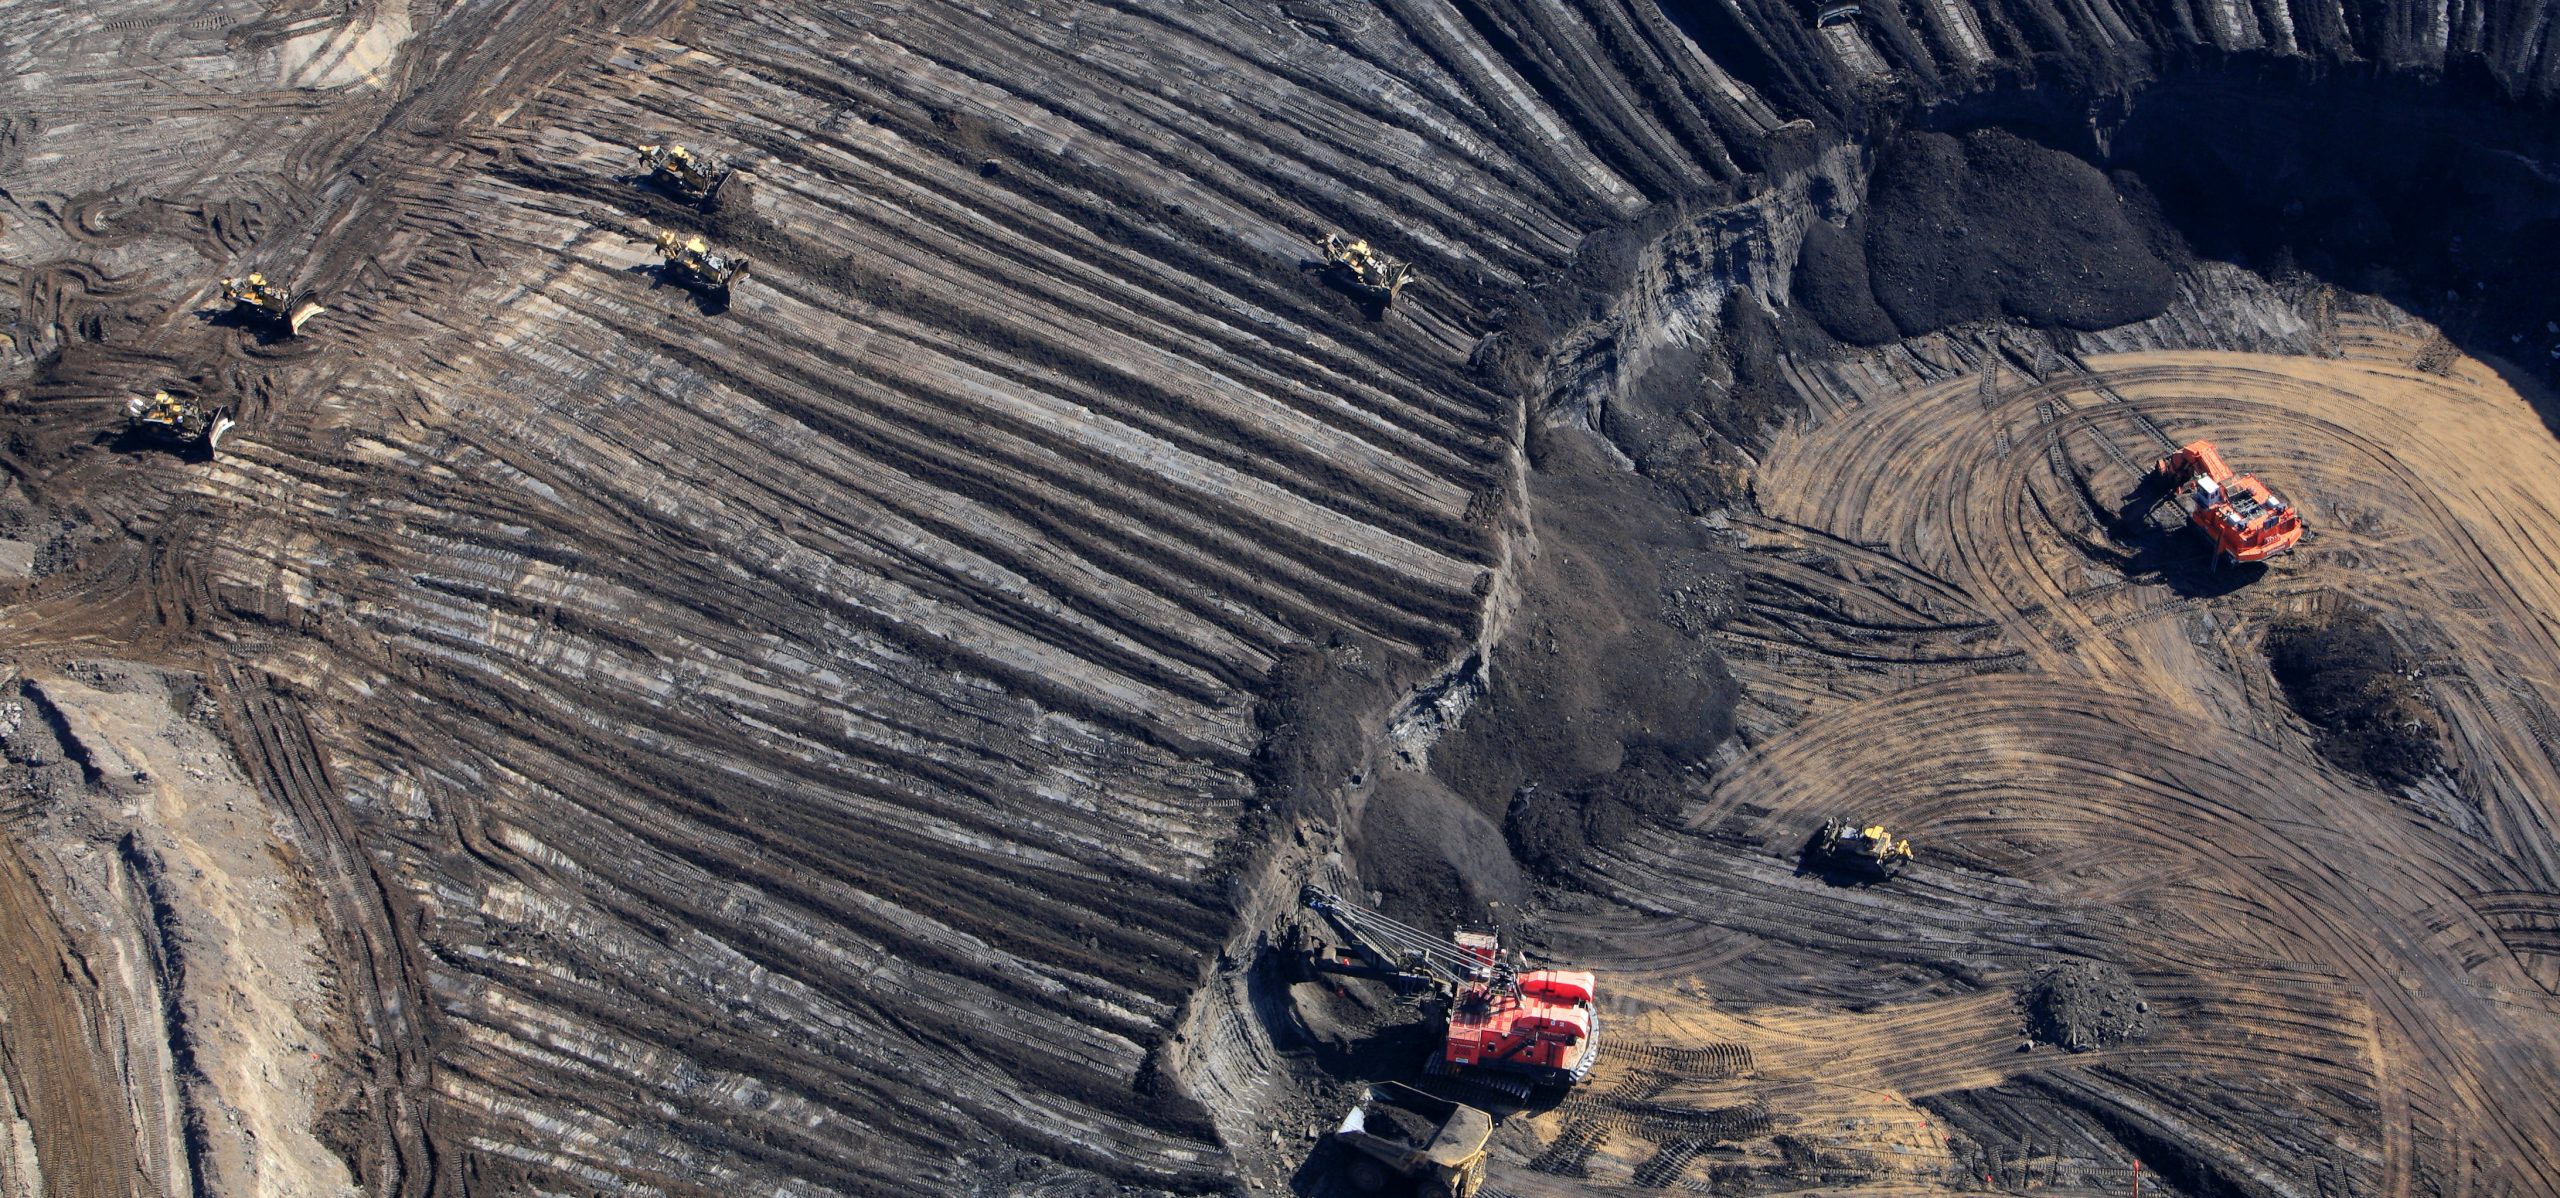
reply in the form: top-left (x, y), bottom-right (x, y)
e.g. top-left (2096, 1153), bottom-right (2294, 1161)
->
top-left (0, 0), bottom-right (2555, 1196)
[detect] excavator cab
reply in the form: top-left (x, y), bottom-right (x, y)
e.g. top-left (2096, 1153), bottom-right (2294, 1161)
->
top-left (635, 143), bottom-right (731, 203)
top-left (1313, 232), bottom-right (1415, 308)
top-left (1808, 817), bottom-right (1913, 878)
top-left (1300, 887), bottom-right (1600, 1090)
top-left (123, 391), bottom-right (235, 456)
top-left (652, 229), bottom-right (750, 293)
top-left (219, 274), bottom-right (324, 336)
top-left (2155, 441), bottom-right (2304, 565)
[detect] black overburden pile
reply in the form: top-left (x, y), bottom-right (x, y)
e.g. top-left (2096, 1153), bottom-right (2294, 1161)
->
top-left (2025, 960), bottom-right (2158, 1052)
top-left (1798, 129), bottom-right (2177, 343)
top-left (2264, 609), bottom-right (2446, 788)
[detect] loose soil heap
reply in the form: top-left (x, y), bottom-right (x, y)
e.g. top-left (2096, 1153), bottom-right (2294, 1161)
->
top-left (2263, 608), bottom-right (2445, 788)
top-left (1796, 129), bottom-right (2178, 344)
top-left (2024, 960), bottom-right (2158, 1053)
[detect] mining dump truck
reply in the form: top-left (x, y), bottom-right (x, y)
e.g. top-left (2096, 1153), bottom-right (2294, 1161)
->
top-left (1312, 233), bottom-right (1415, 307)
top-left (1333, 1083), bottom-right (1492, 1197)
top-left (1301, 887), bottom-right (1599, 1091)
top-left (123, 391), bottom-right (234, 455)
top-left (653, 230), bottom-right (750, 293)
top-left (1806, 818), bottom-right (1913, 878)
top-left (635, 143), bottom-right (731, 203)
top-left (219, 274), bottom-right (324, 335)
top-left (2155, 440), bottom-right (2304, 565)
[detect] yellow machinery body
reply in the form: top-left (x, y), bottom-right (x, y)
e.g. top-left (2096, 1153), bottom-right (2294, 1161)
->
top-left (220, 274), bottom-right (323, 335)
top-left (653, 230), bottom-right (750, 292)
top-left (636, 143), bottom-right (730, 202)
top-left (124, 391), bottom-right (235, 455)
top-left (1313, 232), bottom-right (1415, 306)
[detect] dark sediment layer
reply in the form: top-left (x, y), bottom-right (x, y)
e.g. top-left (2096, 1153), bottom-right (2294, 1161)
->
top-left (1, 0), bottom-right (2557, 1194)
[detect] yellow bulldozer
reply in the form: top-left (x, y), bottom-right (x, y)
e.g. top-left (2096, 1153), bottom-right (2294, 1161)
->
top-left (1808, 817), bottom-right (1914, 878)
top-left (635, 143), bottom-right (731, 203)
top-left (1313, 232), bottom-right (1415, 307)
top-left (219, 274), bottom-right (324, 336)
top-left (124, 391), bottom-right (235, 455)
top-left (652, 230), bottom-right (750, 293)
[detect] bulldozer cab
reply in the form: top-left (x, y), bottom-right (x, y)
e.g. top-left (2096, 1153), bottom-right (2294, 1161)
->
top-left (219, 273), bottom-right (325, 335)
top-left (1810, 817), bottom-right (1912, 877)
top-left (652, 229), bottom-right (749, 292)
top-left (123, 391), bottom-right (236, 455)
top-left (636, 143), bottom-right (729, 202)
top-left (1313, 232), bottom-right (1416, 307)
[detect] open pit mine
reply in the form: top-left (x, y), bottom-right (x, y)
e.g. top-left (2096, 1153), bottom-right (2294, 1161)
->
top-left (2, 1), bottom-right (2557, 1196)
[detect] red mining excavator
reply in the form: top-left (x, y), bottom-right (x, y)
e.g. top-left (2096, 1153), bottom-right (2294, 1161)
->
top-left (2154, 441), bottom-right (2305, 565)
top-left (1301, 887), bottom-right (1599, 1090)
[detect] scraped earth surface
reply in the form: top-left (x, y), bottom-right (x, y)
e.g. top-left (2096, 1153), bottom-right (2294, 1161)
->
top-left (1529, 319), bottom-right (2560, 1194)
top-left (0, 2), bottom-right (2557, 1197)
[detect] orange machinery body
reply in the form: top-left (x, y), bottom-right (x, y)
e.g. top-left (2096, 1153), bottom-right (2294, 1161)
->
top-left (1439, 932), bottom-right (1597, 1085)
top-left (2156, 440), bottom-right (2304, 563)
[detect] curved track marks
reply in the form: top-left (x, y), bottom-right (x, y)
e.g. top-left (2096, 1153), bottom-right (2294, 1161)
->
top-left (1597, 327), bottom-right (2560, 1196)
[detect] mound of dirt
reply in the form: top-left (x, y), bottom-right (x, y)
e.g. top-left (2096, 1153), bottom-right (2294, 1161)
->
top-left (2024, 960), bottom-right (2157, 1052)
top-left (1797, 129), bottom-right (2176, 343)
top-left (1603, 294), bottom-right (1806, 513)
top-left (1351, 770), bottom-right (1528, 929)
top-left (1433, 432), bottom-right (1737, 878)
top-left (1505, 746), bottom-right (1688, 882)
top-left (2263, 609), bottom-right (2445, 788)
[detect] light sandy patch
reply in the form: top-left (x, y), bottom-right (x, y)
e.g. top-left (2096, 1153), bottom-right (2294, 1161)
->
top-left (277, 1), bottom-right (413, 91)
top-left (33, 669), bottom-right (358, 1198)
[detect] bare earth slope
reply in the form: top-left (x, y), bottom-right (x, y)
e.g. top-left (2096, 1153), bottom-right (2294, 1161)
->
top-left (0, 1), bottom-right (2557, 1197)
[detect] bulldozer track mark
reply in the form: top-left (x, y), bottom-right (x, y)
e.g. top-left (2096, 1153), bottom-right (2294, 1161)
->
top-left (2062, 350), bottom-right (2183, 456)
top-left (11, 0), bottom-right (2560, 1190)
top-left (213, 666), bottom-right (441, 1196)
top-left (1603, 1042), bottom-right (1755, 1083)
top-left (1552, 1092), bottom-right (1774, 1144)
top-left (0, 834), bottom-right (136, 1198)
top-left (1630, 1137), bottom-right (1714, 1188)
top-left (1527, 1118), bottom-right (1611, 1176)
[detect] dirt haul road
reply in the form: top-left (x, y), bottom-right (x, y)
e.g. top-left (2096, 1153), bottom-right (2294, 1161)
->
top-left (1517, 315), bottom-right (2560, 1194)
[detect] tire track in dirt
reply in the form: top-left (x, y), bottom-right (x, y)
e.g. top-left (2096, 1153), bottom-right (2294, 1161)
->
top-left (1572, 328), bottom-right (2560, 1195)
top-left (0, 831), bottom-right (135, 1198)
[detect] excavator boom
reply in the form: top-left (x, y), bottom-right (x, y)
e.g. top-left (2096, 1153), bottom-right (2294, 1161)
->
top-left (1300, 887), bottom-right (1599, 1088)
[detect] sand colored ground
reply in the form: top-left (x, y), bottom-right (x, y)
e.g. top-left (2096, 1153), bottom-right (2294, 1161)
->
top-left (0, 667), bottom-right (358, 1198)
top-left (1494, 315), bottom-right (2560, 1195)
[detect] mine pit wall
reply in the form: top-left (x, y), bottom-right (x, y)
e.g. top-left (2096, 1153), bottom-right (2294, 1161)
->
top-left (1153, 140), bottom-right (1837, 1186)
top-left (1158, 443), bottom-right (1538, 1185)
top-left (1160, 39), bottom-right (2560, 1186)
top-left (1153, 122), bottom-right (1855, 1181)
top-left (11, 1), bottom-right (2559, 1194)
